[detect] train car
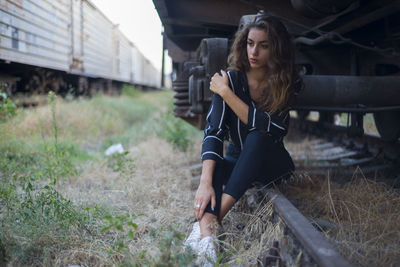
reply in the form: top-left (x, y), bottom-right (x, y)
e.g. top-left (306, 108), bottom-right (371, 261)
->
top-left (131, 44), bottom-right (160, 89)
top-left (153, 0), bottom-right (400, 142)
top-left (0, 0), bottom-right (160, 96)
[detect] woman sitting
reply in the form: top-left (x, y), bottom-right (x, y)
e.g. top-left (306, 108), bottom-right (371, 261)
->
top-left (186, 14), bottom-right (301, 265)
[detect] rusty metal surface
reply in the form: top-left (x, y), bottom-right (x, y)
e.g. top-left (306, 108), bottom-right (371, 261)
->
top-left (153, 0), bottom-right (320, 51)
top-left (153, 0), bottom-right (400, 52)
top-left (297, 75), bottom-right (400, 107)
top-left (266, 189), bottom-right (352, 267)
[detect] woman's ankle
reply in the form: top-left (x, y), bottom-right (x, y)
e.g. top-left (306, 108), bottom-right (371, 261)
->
top-left (199, 213), bottom-right (218, 239)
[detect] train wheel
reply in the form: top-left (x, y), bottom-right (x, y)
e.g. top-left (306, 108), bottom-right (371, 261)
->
top-left (78, 77), bottom-right (89, 95)
top-left (199, 38), bottom-right (228, 77)
top-left (197, 38), bottom-right (229, 103)
top-left (373, 111), bottom-right (400, 141)
top-left (25, 68), bottom-right (65, 94)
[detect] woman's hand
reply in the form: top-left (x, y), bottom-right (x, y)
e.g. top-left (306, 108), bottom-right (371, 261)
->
top-left (194, 180), bottom-right (216, 221)
top-left (210, 70), bottom-right (230, 98)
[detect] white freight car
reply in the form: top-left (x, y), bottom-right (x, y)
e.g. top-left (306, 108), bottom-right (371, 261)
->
top-left (131, 43), bottom-right (160, 88)
top-left (0, 0), bottom-right (160, 95)
top-left (142, 57), bottom-right (160, 88)
top-left (0, 0), bottom-right (71, 72)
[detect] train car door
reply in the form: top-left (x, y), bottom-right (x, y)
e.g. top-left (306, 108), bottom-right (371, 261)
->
top-left (70, 0), bottom-right (84, 72)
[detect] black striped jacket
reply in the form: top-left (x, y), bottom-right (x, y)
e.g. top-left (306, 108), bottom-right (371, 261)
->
top-left (201, 70), bottom-right (291, 162)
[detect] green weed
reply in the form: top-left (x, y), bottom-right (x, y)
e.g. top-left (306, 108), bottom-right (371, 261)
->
top-left (122, 84), bottom-right (140, 98)
top-left (148, 225), bottom-right (196, 266)
top-left (0, 182), bottom-right (16, 215)
top-left (91, 94), bottom-right (153, 127)
top-left (157, 102), bottom-right (200, 152)
top-left (107, 151), bottom-right (135, 174)
top-left (101, 213), bottom-right (141, 253)
top-left (0, 91), bottom-right (95, 265)
top-left (111, 223), bottom-right (196, 266)
top-left (0, 88), bottom-right (17, 122)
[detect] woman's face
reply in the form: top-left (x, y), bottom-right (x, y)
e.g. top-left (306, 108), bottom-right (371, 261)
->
top-left (246, 28), bottom-right (270, 70)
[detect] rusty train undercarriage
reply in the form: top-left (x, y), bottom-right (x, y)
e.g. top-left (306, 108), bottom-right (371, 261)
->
top-left (154, 0), bottom-right (400, 142)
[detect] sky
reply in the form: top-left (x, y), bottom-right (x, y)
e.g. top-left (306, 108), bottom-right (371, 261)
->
top-left (90, 0), bottom-right (171, 73)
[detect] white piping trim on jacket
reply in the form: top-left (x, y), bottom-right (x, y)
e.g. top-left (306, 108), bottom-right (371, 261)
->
top-left (203, 135), bottom-right (223, 143)
top-left (204, 125), bottom-right (211, 135)
top-left (283, 112), bottom-right (289, 124)
top-left (227, 72), bottom-right (235, 93)
top-left (238, 118), bottom-right (243, 150)
top-left (216, 72), bottom-right (228, 130)
top-left (271, 121), bottom-right (285, 130)
top-left (227, 71), bottom-right (243, 150)
top-left (206, 104), bottom-right (213, 121)
top-left (264, 111), bottom-right (271, 131)
top-left (283, 112), bottom-right (289, 121)
top-left (202, 151), bottom-right (223, 160)
top-left (252, 108), bottom-right (256, 128)
top-left (218, 101), bottom-right (225, 129)
top-left (251, 101), bottom-right (256, 128)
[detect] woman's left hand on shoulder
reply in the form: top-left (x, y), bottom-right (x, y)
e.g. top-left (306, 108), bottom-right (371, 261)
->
top-left (210, 70), bottom-right (230, 97)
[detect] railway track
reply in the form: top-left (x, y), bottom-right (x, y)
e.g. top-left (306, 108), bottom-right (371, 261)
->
top-left (188, 162), bottom-right (351, 266)
top-left (288, 118), bottom-right (400, 185)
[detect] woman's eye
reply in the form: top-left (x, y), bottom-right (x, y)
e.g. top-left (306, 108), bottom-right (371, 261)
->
top-left (262, 45), bottom-right (269, 49)
top-left (247, 42), bottom-right (253, 46)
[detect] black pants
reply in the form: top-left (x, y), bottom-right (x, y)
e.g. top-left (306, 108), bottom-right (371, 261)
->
top-left (204, 131), bottom-right (294, 217)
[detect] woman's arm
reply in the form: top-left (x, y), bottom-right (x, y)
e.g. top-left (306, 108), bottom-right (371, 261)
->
top-left (194, 159), bottom-right (217, 220)
top-left (196, 93), bottom-right (228, 220)
top-left (210, 70), bottom-right (249, 124)
top-left (211, 70), bottom-right (275, 133)
top-left (200, 159), bottom-right (216, 185)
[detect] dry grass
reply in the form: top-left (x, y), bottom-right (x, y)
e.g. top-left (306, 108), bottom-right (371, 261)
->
top-left (1, 92), bottom-right (165, 146)
top-left (280, 168), bottom-right (400, 266)
top-left (2, 90), bottom-right (397, 266)
top-left (282, 136), bottom-right (400, 266)
top-left (218, 193), bottom-right (281, 265)
top-left (55, 136), bottom-right (197, 265)
top-left (61, 136), bottom-right (194, 220)
top-left (6, 98), bottom-right (121, 142)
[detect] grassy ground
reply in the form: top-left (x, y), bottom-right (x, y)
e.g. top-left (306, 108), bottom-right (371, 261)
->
top-left (0, 88), bottom-right (202, 266)
top-left (1, 88), bottom-right (398, 266)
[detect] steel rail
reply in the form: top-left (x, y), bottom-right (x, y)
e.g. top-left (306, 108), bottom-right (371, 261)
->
top-left (265, 189), bottom-right (352, 267)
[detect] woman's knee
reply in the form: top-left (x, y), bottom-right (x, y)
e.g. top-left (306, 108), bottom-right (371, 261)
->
top-left (243, 131), bottom-right (275, 153)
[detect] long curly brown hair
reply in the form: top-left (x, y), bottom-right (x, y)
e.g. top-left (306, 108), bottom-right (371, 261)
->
top-left (227, 15), bottom-right (301, 114)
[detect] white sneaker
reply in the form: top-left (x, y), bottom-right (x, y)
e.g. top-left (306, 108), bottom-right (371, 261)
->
top-left (184, 222), bottom-right (201, 252)
top-left (196, 236), bottom-right (217, 266)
